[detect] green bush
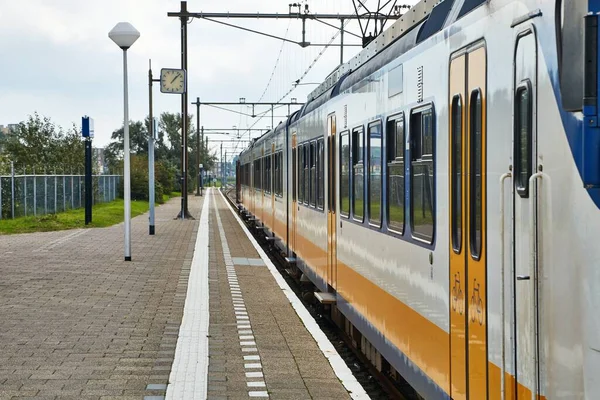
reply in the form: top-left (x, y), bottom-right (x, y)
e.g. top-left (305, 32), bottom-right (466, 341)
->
top-left (118, 155), bottom-right (166, 203)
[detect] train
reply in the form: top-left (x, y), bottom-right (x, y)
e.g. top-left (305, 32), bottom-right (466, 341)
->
top-left (234, 0), bottom-right (600, 398)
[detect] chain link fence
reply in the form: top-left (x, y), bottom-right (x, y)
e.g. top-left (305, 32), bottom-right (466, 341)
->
top-left (0, 163), bottom-right (121, 220)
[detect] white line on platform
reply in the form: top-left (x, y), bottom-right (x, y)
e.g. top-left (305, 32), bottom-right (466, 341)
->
top-left (166, 189), bottom-right (211, 400)
top-left (218, 189), bottom-right (370, 400)
top-left (249, 391), bottom-right (269, 397)
top-left (213, 191), bottom-right (268, 398)
top-left (247, 381), bottom-right (266, 387)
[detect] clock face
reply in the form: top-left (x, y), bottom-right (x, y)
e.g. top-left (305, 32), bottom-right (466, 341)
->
top-left (160, 68), bottom-right (186, 94)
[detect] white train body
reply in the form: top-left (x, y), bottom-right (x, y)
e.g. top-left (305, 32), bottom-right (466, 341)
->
top-left (237, 0), bottom-right (600, 398)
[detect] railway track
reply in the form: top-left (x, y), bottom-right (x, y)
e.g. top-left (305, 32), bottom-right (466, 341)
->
top-left (222, 188), bottom-right (419, 400)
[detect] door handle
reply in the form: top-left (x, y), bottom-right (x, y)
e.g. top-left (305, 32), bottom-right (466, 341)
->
top-left (517, 275), bottom-right (530, 281)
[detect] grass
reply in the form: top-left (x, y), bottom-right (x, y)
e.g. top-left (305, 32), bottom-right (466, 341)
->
top-left (0, 193), bottom-right (180, 235)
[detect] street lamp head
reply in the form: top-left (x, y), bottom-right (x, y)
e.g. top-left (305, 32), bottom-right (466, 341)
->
top-left (109, 22), bottom-right (140, 50)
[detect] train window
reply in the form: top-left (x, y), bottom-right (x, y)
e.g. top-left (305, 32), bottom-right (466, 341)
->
top-left (317, 139), bottom-right (324, 210)
top-left (293, 147), bottom-right (297, 201)
top-left (470, 90), bottom-right (482, 259)
top-left (451, 95), bottom-right (463, 252)
top-left (299, 145), bottom-right (305, 203)
top-left (264, 156), bottom-right (271, 194)
top-left (274, 153), bottom-right (279, 196)
top-left (304, 145), bottom-right (310, 205)
top-left (310, 141), bottom-right (316, 207)
top-left (410, 106), bottom-right (435, 242)
top-left (254, 159), bottom-right (262, 191)
top-left (387, 114), bottom-right (405, 234)
top-left (515, 81), bottom-right (532, 198)
top-left (368, 122), bottom-right (382, 227)
top-left (279, 151), bottom-right (284, 196)
top-left (340, 131), bottom-right (350, 217)
top-left (352, 127), bottom-right (364, 222)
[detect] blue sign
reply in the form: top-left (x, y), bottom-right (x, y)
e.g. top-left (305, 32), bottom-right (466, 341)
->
top-left (82, 116), bottom-right (94, 138)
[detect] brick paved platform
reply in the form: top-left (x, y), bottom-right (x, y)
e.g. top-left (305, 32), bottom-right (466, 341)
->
top-left (0, 188), bottom-right (362, 400)
top-left (0, 196), bottom-right (203, 400)
top-left (174, 189), bottom-right (354, 400)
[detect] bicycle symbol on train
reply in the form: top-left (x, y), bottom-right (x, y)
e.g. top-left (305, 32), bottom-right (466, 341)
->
top-left (470, 278), bottom-right (484, 326)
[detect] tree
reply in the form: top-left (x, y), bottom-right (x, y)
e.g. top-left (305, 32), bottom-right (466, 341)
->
top-left (0, 112), bottom-right (84, 173)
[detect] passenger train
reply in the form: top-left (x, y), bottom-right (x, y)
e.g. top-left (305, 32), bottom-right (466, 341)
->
top-left (235, 0), bottom-right (600, 398)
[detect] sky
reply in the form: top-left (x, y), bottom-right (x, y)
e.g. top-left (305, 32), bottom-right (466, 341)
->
top-left (0, 0), bottom-right (418, 159)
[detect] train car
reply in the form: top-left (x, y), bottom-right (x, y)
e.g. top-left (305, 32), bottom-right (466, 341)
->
top-left (237, 0), bottom-right (600, 398)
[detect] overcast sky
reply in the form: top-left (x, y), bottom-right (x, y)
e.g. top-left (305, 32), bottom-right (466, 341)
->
top-left (0, 0), bottom-right (418, 157)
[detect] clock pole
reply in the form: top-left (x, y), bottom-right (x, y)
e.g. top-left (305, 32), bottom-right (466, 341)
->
top-left (179, 0), bottom-right (192, 219)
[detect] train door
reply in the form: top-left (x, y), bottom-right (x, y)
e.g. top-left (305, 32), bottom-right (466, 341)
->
top-left (512, 27), bottom-right (540, 399)
top-left (449, 43), bottom-right (488, 400)
top-left (291, 133), bottom-right (298, 255)
top-left (327, 114), bottom-right (337, 289)
top-left (271, 144), bottom-right (276, 232)
top-left (260, 148), bottom-right (264, 223)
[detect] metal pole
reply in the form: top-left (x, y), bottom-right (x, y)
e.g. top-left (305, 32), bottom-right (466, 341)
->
top-left (224, 151), bottom-right (227, 188)
top-left (71, 172), bottom-right (75, 209)
top-left (54, 172), bottom-right (57, 214)
top-left (33, 170), bottom-right (37, 217)
top-left (201, 126), bottom-right (204, 195)
top-left (11, 162), bottom-right (14, 218)
top-left (123, 48), bottom-right (132, 261)
top-left (149, 60), bottom-right (156, 235)
top-left (195, 97), bottom-right (201, 196)
top-left (44, 173), bottom-right (47, 215)
top-left (340, 18), bottom-right (344, 65)
top-left (220, 143), bottom-right (223, 188)
top-left (24, 168), bottom-right (27, 217)
top-left (179, 0), bottom-right (190, 219)
top-left (85, 138), bottom-right (92, 224)
top-left (63, 175), bottom-right (66, 212)
top-left (271, 104), bottom-right (274, 130)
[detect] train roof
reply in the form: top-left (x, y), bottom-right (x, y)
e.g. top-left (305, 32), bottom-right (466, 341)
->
top-left (239, 0), bottom-right (486, 157)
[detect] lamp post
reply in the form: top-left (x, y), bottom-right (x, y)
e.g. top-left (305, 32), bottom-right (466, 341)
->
top-left (109, 22), bottom-right (140, 262)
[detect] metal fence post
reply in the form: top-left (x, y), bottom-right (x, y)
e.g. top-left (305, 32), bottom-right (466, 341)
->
top-left (0, 176), bottom-right (3, 220)
top-left (62, 175), bottom-right (66, 211)
top-left (78, 174), bottom-right (82, 208)
top-left (23, 168), bottom-right (27, 217)
top-left (54, 172), bottom-right (57, 214)
top-left (71, 173), bottom-right (74, 209)
top-left (11, 162), bottom-right (15, 219)
top-left (33, 169), bottom-right (37, 217)
top-left (44, 172), bottom-right (47, 215)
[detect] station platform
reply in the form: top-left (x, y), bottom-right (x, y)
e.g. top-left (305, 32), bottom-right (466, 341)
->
top-left (0, 188), bottom-right (364, 400)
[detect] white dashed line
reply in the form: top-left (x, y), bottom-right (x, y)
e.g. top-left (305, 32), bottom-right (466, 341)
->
top-left (213, 192), bottom-right (268, 398)
top-left (218, 189), bottom-right (370, 400)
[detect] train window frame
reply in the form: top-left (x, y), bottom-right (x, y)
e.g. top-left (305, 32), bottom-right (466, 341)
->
top-left (317, 138), bottom-right (325, 210)
top-left (409, 104), bottom-right (436, 244)
top-left (451, 95), bottom-right (463, 253)
top-left (469, 89), bottom-right (483, 260)
top-left (339, 130), bottom-right (351, 218)
top-left (264, 155), bottom-right (271, 195)
top-left (299, 144), bottom-right (305, 203)
top-left (386, 113), bottom-right (405, 235)
top-left (352, 126), bottom-right (365, 223)
top-left (310, 140), bottom-right (317, 208)
top-left (303, 144), bottom-right (310, 206)
top-left (293, 146), bottom-right (297, 201)
top-left (368, 121), bottom-right (383, 228)
top-left (514, 80), bottom-right (533, 198)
